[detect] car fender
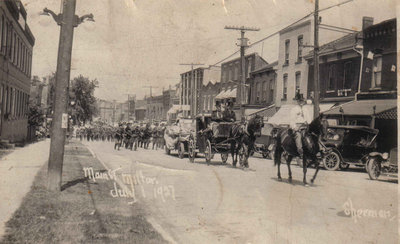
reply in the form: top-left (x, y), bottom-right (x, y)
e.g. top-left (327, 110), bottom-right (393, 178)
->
top-left (368, 152), bottom-right (383, 158)
top-left (325, 147), bottom-right (344, 162)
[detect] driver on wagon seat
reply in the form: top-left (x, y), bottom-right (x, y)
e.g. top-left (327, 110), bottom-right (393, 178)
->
top-left (223, 101), bottom-right (236, 122)
top-left (211, 101), bottom-right (224, 121)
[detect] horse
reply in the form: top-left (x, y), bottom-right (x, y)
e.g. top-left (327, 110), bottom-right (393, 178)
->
top-left (274, 114), bottom-right (328, 185)
top-left (230, 114), bottom-right (264, 167)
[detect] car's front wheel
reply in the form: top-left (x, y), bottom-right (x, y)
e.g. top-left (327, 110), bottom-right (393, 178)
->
top-left (323, 150), bottom-right (341, 171)
top-left (367, 157), bottom-right (381, 180)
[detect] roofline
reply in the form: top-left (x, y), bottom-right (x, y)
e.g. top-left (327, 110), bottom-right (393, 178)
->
top-left (280, 20), bottom-right (312, 35)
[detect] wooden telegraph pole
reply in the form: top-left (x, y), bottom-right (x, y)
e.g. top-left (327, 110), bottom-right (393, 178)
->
top-left (313, 0), bottom-right (320, 118)
top-left (42, 0), bottom-right (94, 191)
top-left (224, 26), bottom-right (259, 119)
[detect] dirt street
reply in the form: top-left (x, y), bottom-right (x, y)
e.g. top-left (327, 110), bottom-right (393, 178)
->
top-left (84, 140), bottom-right (397, 244)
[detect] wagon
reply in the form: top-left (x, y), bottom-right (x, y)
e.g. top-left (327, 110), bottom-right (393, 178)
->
top-left (188, 115), bottom-right (245, 164)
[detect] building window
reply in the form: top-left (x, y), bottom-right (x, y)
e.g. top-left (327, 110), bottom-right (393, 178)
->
top-left (284, 39), bottom-right (290, 65)
top-left (269, 80), bottom-right (274, 103)
top-left (256, 82), bottom-right (261, 103)
top-left (343, 61), bottom-right (353, 89)
top-left (263, 81), bottom-right (268, 102)
top-left (371, 56), bottom-right (382, 88)
top-left (297, 35), bottom-right (303, 62)
top-left (283, 74), bottom-right (288, 100)
top-left (0, 16), bottom-right (2, 54)
top-left (295, 71), bottom-right (301, 93)
top-left (328, 65), bottom-right (335, 90)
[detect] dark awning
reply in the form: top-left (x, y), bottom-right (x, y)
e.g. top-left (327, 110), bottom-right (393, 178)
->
top-left (323, 99), bottom-right (397, 117)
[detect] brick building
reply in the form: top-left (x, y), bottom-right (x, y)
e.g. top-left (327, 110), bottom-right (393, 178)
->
top-left (0, 1), bottom-right (35, 142)
top-left (276, 20), bottom-right (312, 107)
top-left (179, 66), bottom-right (220, 118)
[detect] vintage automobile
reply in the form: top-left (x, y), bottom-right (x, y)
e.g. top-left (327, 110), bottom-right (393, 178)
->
top-left (164, 118), bottom-right (194, 158)
top-left (321, 125), bottom-right (379, 171)
top-left (366, 147), bottom-right (397, 180)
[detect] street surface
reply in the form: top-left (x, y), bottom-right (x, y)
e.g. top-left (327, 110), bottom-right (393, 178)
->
top-left (83, 140), bottom-right (397, 244)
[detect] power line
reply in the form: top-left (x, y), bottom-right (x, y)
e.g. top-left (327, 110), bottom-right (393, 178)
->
top-left (212, 0), bottom-right (354, 66)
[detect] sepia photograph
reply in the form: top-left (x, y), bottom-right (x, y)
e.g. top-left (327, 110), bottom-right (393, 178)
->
top-left (0, 0), bottom-right (398, 243)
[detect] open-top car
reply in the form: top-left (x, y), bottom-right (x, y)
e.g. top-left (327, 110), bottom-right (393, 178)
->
top-left (322, 125), bottom-right (379, 171)
top-left (164, 118), bottom-right (194, 158)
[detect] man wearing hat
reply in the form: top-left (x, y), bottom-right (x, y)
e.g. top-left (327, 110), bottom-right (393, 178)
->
top-left (223, 100), bottom-right (236, 122)
top-left (212, 100), bottom-right (223, 121)
top-left (290, 91), bottom-right (307, 156)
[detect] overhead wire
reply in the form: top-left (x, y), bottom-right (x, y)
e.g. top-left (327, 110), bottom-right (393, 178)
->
top-left (211, 0), bottom-right (354, 66)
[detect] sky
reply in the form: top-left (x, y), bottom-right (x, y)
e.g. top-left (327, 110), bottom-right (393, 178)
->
top-left (23, 0), bottom-right (397, 102)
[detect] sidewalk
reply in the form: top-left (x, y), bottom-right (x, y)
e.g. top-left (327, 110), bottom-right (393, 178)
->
top-left (0, 139), bottom-right (50, 238)
top-left (0, 140), bottom-right (166, 243)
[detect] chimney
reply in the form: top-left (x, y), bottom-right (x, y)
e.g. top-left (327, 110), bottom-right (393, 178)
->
top-left (362, 16), bottom-right (374, 30)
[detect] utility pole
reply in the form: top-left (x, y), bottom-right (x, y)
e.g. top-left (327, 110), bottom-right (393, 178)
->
top-left (179, 63), bottom-right (204, 119)
top-left (42, 0), bottom-right (94, 191)
top-left (313, 0), bottom-right (320, 118)
top-left (224, 26), bottom-right (259, 119)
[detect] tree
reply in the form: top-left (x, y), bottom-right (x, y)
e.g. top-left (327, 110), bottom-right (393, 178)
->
top-left (69, 75), bottom-right (98, 125)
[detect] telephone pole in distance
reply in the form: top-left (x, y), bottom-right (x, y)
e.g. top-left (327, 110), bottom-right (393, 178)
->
top-left (224, 26), bottom-right (259, 119)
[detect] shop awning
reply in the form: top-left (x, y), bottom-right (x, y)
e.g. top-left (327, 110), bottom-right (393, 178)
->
top-left (215, 90), bottom-right (229, 100)
top-left (167, 104), bottom-right (190, 114)
top-left (323, 99), bottom-right (397, 117)
top-left (247, 104), bottom-right (277, 118)
top-left (268, 103), bottom-right (336, 126)
top-left (215, 88), bottom-right (237, 100)
top-left (225, 88), bottom-right (237, 99)
top-left (167, 105), bottom-right (179, 114)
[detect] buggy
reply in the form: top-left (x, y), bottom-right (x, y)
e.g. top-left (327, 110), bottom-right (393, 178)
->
top-left (188, 115), bottom-right (245, 164)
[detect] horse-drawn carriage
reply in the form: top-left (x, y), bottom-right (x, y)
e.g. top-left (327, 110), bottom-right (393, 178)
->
top-left (187, 115), bottom-right (248, 166)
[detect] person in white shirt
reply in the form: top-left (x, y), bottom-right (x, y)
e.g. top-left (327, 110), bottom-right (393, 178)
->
top-left (290, 91), bottom-right (307, 156)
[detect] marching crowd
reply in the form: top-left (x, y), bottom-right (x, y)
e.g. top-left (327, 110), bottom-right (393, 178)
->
top-left (75, 121), bottom-right (167, 151)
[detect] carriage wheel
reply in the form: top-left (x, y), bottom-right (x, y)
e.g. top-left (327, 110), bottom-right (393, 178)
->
top-left (205, 140), bottom-right (212, 163)
top-left (178, 142), bottom-right (185, 159)
top-left (323, 150), bottom-right (341, 171)
top-left (262, 152), bottom-right (269, 158)
top-left (188, 138), bottom-right (195, 163)
top-left (221, 153), bottom-right (228, 164)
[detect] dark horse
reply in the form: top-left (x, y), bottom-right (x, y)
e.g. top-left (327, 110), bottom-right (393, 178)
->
top-left (230, 114), bottom-right (264, 167)
top-left (274, 115), bottom-right (327, 185)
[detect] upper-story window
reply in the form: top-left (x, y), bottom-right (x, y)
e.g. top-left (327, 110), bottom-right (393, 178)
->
top-left (371, 56), bottom-right (382, 88)
top-left (297, 35), bottom-right (303, 62)
top-left (263, 80), bottom-right (268, 102)
top-left (295, 71), bottom-right (301, 93)
top-left (343, 61), bottom-right (353, 89)
top-left (269, 79), bottom-right (274, 103)
top-left (283, 74), bottom-right (288, 100)
top-left (284, 39), bottom-right (290, 65)
top-left (256, 82), bottom-right (261, 103)
top-left (328, 64), bottom-right (335, 91)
